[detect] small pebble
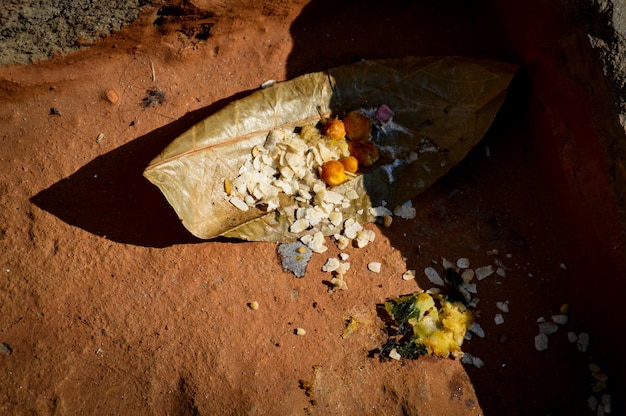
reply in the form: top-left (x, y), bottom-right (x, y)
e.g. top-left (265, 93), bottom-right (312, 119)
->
top-left (0, 343), bottom-right (12, 355)
top-left (494, 314), bottom-right (505, 325)
top-left (248, 301), bottom-right (259, 310)
top-left (105, 89), bottom-right (119, 104)
top-left (295, 328), bottom-right (306, 336)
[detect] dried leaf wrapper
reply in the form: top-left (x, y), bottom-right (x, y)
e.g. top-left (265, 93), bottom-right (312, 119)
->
top-left (144, 57), bottom-right (517, 241)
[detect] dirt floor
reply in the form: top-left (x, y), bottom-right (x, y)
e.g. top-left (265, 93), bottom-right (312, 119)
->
top-left (1, 1), bottom-right (625, 415)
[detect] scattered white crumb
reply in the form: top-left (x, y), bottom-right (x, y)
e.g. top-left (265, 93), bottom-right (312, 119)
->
top-left (469, 322), bottom-right (485, 338)
top-left (426, 287), bottom-right (441, 295)
top-left (343, 219), bottom-right (363, 239)
top-left (322, 258), bottom-right (341, 272)
top-left (496, 267), bottom-right (507, 277)
top-left (461, 352), bottom-right (484, 368)
top-left (295, 328), bottom-right (306, 336)
top-left (567, 332), bottom-right (578, 342)
top-left (602, 394), bottom-right (611, 413)
top-left (370, 205), bottom-right (393, 217)
top-left (560, 262), bottom-right (567, 270)
top-left (402, 270), bottom-right (416, 280)
top-left (393, 200), bottom-right (416, 219)
top-left (300, 232), bottom-right (328, 253)
top-left (389, 348), bottom-right (402, 360)
top-left (333, 234), bottom-right (350, 250)
top-left (551, 314), bottom-right (569, 325)
top-left (494, 314), bottom-right (505, 325)
top-left (462, 282), bottom-right (477, 294)
top-left (367, 262), bottom-right (382, 273)
top-left (535, 333), bottom-right (549, 351)
top-left (330, 277), bottom-right (348, 291)
top-left (475, 265), bottom-right (494, 280)
top-left (456, 258), bottom-right (470, 269)
top-left (496, 301), bottom-right (509, 313)
top-left (229, 196), bottom-right (249, 211)
top-left (441, 257), bottom-right (455, 270)
top-left (260, 79), bottom-right (276, 89)
top-left (335, 262), bottom-right (350, 275)
top-left (461, 269), bottom-right (475, 282)
top-left (588, 396), bottom-right (599, 411)
top-left (538, 322), bottom-right (559, 335)
top-left (355, 229), bottom-right (375, 248)
top-left (338, 253), bottom-right (349, 261)
top-left (424, 266), bottom-right (444, 286)
top-left (577, 332), bottom-right (590, 352)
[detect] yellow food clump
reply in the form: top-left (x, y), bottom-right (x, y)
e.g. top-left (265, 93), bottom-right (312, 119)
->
top-left (321, 160), bottom-right (347, 186)
top-left (322, 117), bottom-right (346, 140)
top-left (339, 156), bottom-right (359, 173)
top-left (408, 294), bottom-right (473, 359)
top-left (299, 124), bottom-right (322, 144)
top-left (348, 140), bottom-right (379, 167)
top-left (343, 111), bottom-right (371, 141)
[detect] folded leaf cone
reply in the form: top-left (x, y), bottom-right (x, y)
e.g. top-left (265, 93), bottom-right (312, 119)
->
top-left (144, 57), bottom-right (517, 241)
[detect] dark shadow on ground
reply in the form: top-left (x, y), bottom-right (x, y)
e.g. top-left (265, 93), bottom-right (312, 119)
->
top-left (31, 90), bottom-right (252, 248)
top-left (286, 0), bottom-right (626, 414)
top-left (286, 0), bottom-right (510, 78)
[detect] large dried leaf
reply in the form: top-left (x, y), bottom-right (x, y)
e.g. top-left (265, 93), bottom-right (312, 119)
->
top-left (144, 56), bottom-right (517, 241)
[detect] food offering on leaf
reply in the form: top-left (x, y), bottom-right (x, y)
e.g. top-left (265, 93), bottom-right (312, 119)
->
top-left (143, 57), bottom-right (517, 242)
top-left (379, 292), bottom-right (473, 360)
top-left (222, 108), bottom-right (384, 250)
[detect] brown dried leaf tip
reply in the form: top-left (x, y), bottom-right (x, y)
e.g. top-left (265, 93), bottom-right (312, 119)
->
top-left (142, 87), bottom-right (167, 107)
